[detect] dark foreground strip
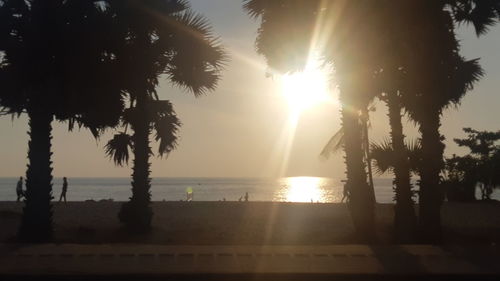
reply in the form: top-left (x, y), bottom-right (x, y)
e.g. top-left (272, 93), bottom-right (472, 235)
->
top-left (2, 273), bottom-right (500, 281)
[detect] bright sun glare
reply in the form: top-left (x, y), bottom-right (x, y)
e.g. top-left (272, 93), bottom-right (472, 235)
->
top-left (285, 177), bottom-right (325, 202)
top-left (281, 58), bottom-right (331, 114)
top-left (273, 57), bottom-right (335, 178)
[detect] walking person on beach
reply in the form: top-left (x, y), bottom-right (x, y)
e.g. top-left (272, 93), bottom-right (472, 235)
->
top-left (16, 176), bottom-right (24, 202)
top-left (244, 192), bottom-right (249, 202)
top-left (59, 177), bottom-right (68, 203)
top-left (340, 180), bottom-right (350, 203)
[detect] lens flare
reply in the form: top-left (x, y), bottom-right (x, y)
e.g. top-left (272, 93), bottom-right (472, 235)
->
top-left (281, 58), bottom-right (332, 115)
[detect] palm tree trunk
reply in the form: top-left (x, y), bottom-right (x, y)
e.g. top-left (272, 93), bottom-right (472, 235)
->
top-left (361, 108), bottom-right (376, 203)
top-left (387, 91), bottom-right (417, 242)
top-left (341, 104), bottom-right (375, 241)
top-left (119, 96), bottom-right (153, 232)
top-left (18, 108), bottom-right (54, 242)
top-left (418, 109), bottom-right (444, 243)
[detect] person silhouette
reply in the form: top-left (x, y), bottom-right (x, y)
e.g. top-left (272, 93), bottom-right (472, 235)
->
top-left (59, 177), bottom-right (68, 203)
top-left (341, 181), bottom-right (350, 203)
top-left (16, 176), bottom-right (24, 202)
top-left (244, 192), bottom-right (249, 202)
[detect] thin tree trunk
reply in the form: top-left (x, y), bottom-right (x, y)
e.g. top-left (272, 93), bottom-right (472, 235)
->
top-left (361, 108), bottom-right (376, 203)
top-left (387, 91), bottom-right (417, 242)
top-left (341, 104), bottom-right (375, 241)
top-left (418, 109), bottom-right (444, 243)
top-left (119, 96), bottom-right (152, 232)
top-left (18, 108), bottom-right (54, 242)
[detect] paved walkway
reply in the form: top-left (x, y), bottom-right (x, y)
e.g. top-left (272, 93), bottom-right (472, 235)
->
top-left (1, 244), bottom-right (499, 280)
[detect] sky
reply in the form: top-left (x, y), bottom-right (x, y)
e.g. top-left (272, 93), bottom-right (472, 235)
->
top-left (0, 0), bottom-right (499, 178)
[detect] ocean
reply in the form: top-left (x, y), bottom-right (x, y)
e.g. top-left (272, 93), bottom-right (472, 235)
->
top-left (1, 177), bottom-right (498, 203)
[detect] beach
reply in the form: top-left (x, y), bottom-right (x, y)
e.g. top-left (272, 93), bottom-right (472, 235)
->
top-left (2, 201), bottom-right (499, 245)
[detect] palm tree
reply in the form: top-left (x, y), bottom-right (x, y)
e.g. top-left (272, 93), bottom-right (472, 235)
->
top-left (396, 0), bottom-right (494, 242)
top-left (382, 91), bottom-right (418, 242)
top-left (103, 0), bottom-right (226, 232)
top-left (320, 104), bottom-right (376, 203)
top-left (244, 0), bottom-right (497, 243)
top-left (106, 100), bottom-right (180, 230)
top-left (331, 72), bottom-right (419, 242)
top-left (365, 0), bottom-right (498, 243)
top-left (0, 0), bottom-right (125, 242)
top-left (371, 137), bottom-right (421, 242)
top-left (244, 0), bottom-right (395, 239)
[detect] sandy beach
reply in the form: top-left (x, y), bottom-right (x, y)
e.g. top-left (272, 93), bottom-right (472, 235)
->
top-left (1, 201), bottom-right (499, 245)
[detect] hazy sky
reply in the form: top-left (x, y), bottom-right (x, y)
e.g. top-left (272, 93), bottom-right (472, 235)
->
top-left (0, 0), bottom-right (499, 178)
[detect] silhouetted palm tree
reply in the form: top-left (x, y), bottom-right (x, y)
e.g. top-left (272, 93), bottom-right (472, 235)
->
top-left (396, 0), bottom-right (492, 242)
top-left (371, 138), bottom-right (421, 241)
top-left (244, 0), bottom-right (412, 240)
top-left (320, 104), bottom-right (376, 203)
top-left (367, 35), bottom-right (419, 241)
top-left (243, 0), bottom-right (495, 242)
top-left (371, 137), bottom-right (421, 238)
top-left (106, 100), bottom-right (180, 230)
top-left (370, 0), bottom-right (497, 242)
top-left (382, 91), bottom-right (418, 242)
top-left (0, 0), bottom-right (124, 242)
top-left (103, 0), bottom-right (226, 232)
top-left (364, 7), bottom-right (420, 240)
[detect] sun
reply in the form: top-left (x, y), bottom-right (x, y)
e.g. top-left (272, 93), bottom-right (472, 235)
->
top-left (281, 58), bottom-right (331, 114)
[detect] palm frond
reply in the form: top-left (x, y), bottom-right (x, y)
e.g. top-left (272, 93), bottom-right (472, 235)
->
top-left (458, 58), bottom-right (484, 91)
top-left (447, 57), bottom-right (484, 106)
top-left (406, 139), bottom-right (422, 173)
top-left (242, 0), bottom-right (267, 19)
top-left (320, 127), bottom-right (345, 159)
top-left (370, 139), bottom-right (395, 174)
top-left (165, 10), bottom-right (227, 96)
top-left (66, 116), bottom-right (110, 139)
top-left (105, 132), bottom-right (133, 166)
top-left (121, 107), bottom-right (137, 127)
top-left (152, 101), bottom-right (181, 157)
top-left (145, 100), bottom-right (173, 119)
top-left (370, 138), bottom-right (422, 175)
top-left (451, 0), bottom-right (500, 36)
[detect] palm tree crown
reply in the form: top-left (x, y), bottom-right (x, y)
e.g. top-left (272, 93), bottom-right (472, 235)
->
top-left (102, 0), bottom-right (227, 231)
top-left (0, 0), bottom-right (127, 242)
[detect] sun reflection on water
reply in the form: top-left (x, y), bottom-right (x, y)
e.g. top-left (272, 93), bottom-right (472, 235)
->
top-left (275, 177), bottom-right (334, 203)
